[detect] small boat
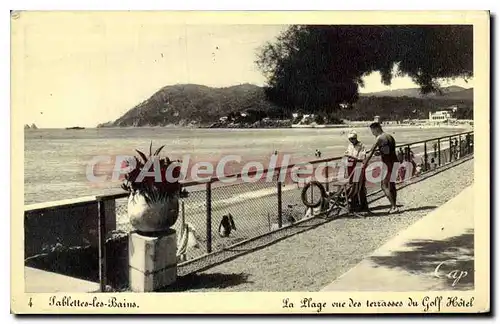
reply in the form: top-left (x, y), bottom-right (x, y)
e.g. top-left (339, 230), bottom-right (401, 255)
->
top-left (65, 126), bottom-right (85, 130)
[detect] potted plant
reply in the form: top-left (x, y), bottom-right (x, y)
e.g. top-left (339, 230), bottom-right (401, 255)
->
top-left (120, 142), bottom-right (188, 235)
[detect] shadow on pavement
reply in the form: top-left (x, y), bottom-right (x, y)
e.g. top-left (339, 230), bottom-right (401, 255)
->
top-left (369, 229), bottom-right (474, 290)
top-left (368, 204), bottom-right (405, 211)
top-left (159, 272), bottom-right (252, 292)
top-left (338, 205), bottom-right (437, 219)
top-left (369, 205), bottom-right (438, 217)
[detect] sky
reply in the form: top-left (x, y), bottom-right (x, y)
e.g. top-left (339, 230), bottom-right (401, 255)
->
top-left (13, 12), bottom-right (474, 128)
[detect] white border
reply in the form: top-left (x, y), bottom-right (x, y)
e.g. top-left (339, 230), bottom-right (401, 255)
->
top-left (4, 1), bottom-right (498, 323)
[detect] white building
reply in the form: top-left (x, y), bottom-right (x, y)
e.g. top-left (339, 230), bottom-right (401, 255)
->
top-left (429, 110), bottom-right (453, 122)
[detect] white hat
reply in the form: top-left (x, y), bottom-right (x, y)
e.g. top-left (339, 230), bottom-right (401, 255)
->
top-left (348, 130), bottom-right (357, 139)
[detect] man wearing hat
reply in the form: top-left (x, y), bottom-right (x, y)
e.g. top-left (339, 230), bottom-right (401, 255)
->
top-left (343, 130), bottom-right (369, 212)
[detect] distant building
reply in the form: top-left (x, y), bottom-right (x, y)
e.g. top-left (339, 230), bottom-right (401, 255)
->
top-left (429, 110), bottom-right (453, 122)
top-left (219, 116), bottom-right (228, 122)
top-left (292, 113), bottom-right (300, 118)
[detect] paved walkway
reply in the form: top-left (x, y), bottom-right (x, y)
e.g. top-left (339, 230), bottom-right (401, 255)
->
top-left (322, 184), bottom-right (474, 291)
top-left (173, 158), bottom-right (474, 292)
top-left (25, 266), bottom-right (100, 293)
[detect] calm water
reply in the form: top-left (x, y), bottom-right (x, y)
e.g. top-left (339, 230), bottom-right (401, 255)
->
top-left (24, 126), bottom-right (467, 205)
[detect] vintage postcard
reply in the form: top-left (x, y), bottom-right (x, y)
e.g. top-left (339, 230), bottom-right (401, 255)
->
top-left (11, 10), bottom-right (490, 314)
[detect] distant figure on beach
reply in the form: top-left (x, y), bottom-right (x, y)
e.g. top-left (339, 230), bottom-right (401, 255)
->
top-left (315, 149), bottom-right (322, 158)
top-left (415, 163), bottom-right (422, 176)
top-left (465, 133), bottom-right (473, 154)
top-left (397, 147), bottom-right (413, 181)
top-left (397, 147), bottom-right (404, 163)
top-left (430, 158), bottom-right (437, 170)
top-left (453, 138), bottom-right (459, 159)
top-left (363, 122), bottom-right (400, 214)
top-left (396, 147), bottom-right (405, 181)
top-left (404, 147), bottom-right (415, 164)
top-left (218, 213), bottom-right (236, 238)
top-left (403, 147), bottom-right (417, 177)
top-left (274, 150), bottom-right (278, 155)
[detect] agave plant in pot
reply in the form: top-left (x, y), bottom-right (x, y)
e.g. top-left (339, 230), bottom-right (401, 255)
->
top-left (120, 142), bottom-right (188, 235)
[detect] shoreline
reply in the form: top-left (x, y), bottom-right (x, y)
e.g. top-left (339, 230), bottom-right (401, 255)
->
top-left (24, 127), bottom-right (472, 206)
top-left (83, 123), bottom-right (473, 130)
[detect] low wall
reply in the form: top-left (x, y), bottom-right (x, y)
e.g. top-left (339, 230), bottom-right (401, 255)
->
top-left (25, 197), bottom-right (117, 258)
top-left (25, 233), bottom-right (129, 290)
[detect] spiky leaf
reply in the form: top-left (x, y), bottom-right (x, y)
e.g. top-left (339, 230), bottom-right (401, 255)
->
top-left (136, 149), bottom-right (148, 164)
top-left (154, 145), bottom-right (165, 156)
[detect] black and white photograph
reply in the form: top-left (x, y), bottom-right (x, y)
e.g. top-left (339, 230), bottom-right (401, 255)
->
top-left (11, 11), bottom-right (490, 314)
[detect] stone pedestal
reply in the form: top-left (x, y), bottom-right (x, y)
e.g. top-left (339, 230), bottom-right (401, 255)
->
top-left (128, 229), bottom-right (177, 292)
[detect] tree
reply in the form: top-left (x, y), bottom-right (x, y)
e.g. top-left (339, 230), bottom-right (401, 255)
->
top-left (256, 25), bottom-right (473, 114)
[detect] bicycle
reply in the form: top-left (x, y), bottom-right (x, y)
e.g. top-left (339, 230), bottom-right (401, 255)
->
top-left (300, 169), bottom-right (364, 219)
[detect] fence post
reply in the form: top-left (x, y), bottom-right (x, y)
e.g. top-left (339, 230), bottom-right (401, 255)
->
top-left (325, 164), bottom-right (329, 192)
top-left (206, 181), bottom-right (212, 253)
top-left (458, 135), bottom-right (462, 158)
top-left (97, 199), bottom-right (107, 292)
top-left (423, 142), bottom-right (428, 172)
top-left (277, 179), bottom-right (283, 229)
top-left (449, 137), bottom-right (453, 163)
top-left (470, 133), bottom-right (474, 154)
top-left (466, 133), bottom-right (471, 155)
top-left (437, 138), bottom-right (441, 166)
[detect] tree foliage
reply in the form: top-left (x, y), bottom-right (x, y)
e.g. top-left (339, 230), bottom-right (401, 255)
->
top-left (256, 25), bottom-right (473, 114)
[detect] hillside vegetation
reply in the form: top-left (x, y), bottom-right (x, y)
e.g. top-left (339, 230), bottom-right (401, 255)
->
top-left (99, 84), bottom-right (473, 128)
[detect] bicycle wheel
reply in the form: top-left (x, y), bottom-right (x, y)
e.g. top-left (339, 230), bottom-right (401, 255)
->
top-left (301, 181), bottom-right (326, 208)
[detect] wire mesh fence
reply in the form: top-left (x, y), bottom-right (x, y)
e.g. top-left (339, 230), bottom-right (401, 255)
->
top-left (115, 197), bottom-right (130, 232)
top-left (209, 178), bottom-right (278, 251)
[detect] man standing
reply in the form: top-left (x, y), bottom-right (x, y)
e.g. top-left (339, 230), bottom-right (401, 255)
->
top-left (363, 123), bottom-right (400, 214)
top-left (343, 130), bottom-right (368, 212)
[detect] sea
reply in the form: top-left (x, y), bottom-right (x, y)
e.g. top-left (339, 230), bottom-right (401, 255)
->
top-left (24, 126), bottom-right (469, 205)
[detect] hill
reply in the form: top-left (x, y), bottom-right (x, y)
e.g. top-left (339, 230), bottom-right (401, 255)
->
top-left (342, 96), bottom-right (473, 121)
top-left (103, 84), bottom-right (282, 128)
top-left (101, 84), bottom-right (473, 128)
top-left (360, 85), bottom-right (473, 100)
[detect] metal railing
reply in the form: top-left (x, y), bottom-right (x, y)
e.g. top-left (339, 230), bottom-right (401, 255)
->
top-left (24, 130), bottom-right (473, 292)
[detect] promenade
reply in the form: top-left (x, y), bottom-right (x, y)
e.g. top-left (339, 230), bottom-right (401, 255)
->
top-left (322, 184), bottom-right (474, 291)
top-left (170, 158), bottom-right (474, 292)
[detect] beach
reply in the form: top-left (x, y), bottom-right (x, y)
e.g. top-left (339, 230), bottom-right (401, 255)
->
top-left (24, 125), bottom-right (470, 205)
